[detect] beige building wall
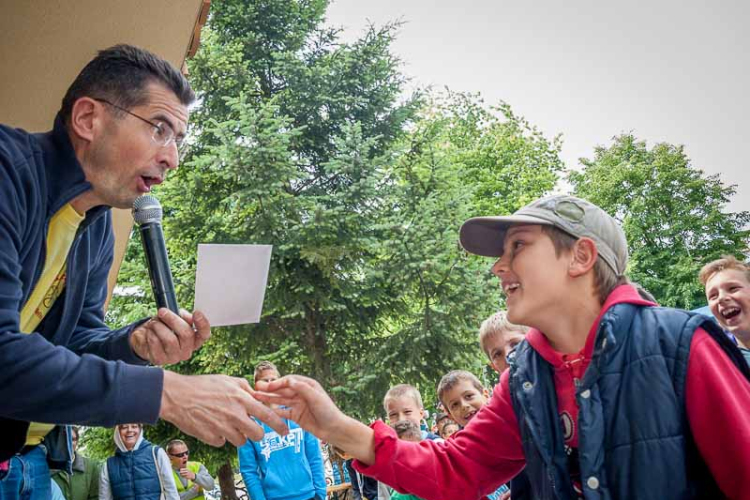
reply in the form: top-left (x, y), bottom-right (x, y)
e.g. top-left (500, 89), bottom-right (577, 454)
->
top-left (0, 0), bottom-right (209, 307)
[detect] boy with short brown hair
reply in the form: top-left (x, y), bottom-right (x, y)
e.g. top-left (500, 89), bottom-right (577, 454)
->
top-left (437, 371), bottom-right (510, 499)
top-left (436, 371), bottom-right (488, 428)
top-left (700, 255), bottom-right (750, 364)
top-left (259, 195), bottom-right (750, 499)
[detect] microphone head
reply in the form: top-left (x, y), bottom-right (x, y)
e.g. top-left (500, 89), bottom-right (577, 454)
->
top-left (132, 195), bottom-right (163, 225)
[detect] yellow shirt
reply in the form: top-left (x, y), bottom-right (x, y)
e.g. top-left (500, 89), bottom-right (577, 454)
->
top-left (20, 203), bottom-right (84, 445)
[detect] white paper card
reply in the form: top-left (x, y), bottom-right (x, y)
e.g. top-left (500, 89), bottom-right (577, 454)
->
top-left (194, 244), bottom-right (272, 327)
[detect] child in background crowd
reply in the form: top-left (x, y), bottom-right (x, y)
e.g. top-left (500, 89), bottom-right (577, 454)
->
top-left (479, 311), bottom-right (528, 376)
top-left (378, 385), bottom-right (442, 500)
top-left (437, 371), bottom-right (489, 428)
top-left (440, 422), bottom-right (459, 439)
top-left (387, 421), bottom-right (426, 500)
top-left (433, 412), bottom-right (454, 437)
top-left (437, 371), bottom-right (509, 500)
top-left (238, 361), bottom-right (327, 500)
top-left (477, 313), bottom-right (533, 498)
top-left (701, 255), bottom-right (750, 365)
top-left (383, 385), bottom-right (440, 441)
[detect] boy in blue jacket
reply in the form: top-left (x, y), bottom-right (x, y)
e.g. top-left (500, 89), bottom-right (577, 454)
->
top-left (238, 361), bottom-right (327, 500)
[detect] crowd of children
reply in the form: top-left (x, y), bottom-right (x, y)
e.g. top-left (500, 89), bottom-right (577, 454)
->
top-left (372, 309), bottom-right (529, 500)
top-left (255, 194), bottom-right (750, 500)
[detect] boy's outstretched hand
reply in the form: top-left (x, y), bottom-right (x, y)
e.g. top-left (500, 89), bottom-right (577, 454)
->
top-left (256, 375), bottom-right (376, 465)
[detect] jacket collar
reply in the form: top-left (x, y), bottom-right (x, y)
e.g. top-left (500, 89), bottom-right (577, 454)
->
top-left (33, 114), bottom-right (93, 217)
top-left (526, 284), bottom-right (656, 367)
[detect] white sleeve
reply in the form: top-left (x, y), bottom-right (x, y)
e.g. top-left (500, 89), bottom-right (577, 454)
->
top-left (157, 448), bottom-right (181, 500)
top-left (99, 462), bottom-right (113, 500)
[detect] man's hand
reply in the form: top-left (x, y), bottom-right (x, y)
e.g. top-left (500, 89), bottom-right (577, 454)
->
top-left (255, 375), bottom-right (376, 464)
top-left (130, 308), bottom-right (211, 365)
top-left (160, 371), bottom-right (288, 447)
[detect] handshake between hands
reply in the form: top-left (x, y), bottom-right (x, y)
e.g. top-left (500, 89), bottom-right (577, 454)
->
top-left (131, 308), bottom-right (372, 460)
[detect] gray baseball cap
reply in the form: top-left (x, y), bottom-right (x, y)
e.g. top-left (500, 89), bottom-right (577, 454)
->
top-left (459, 195), bottom-right (628, 276)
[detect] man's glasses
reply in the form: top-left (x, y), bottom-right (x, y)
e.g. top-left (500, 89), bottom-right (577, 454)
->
top-left (93, 98), bottom-right (185, 150)
top-left (169, 451), bottom-right (189, 458)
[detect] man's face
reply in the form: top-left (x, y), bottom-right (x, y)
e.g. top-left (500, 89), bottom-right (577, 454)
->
top-left (491, 225), bottom-right (571, 328)
top-left (85, 82), bottom-right (188, 209)
top-left (442, 380), bottom-right (488, 427)
top-left (169, 443), bottom-right (190, 469)
top-left (485, 329), bottom-right (526, 374)
top-left (706, 268), bottom-right (750, 341)
top-left (118, 424), bottom-right (141, 451)
top-left (385, 396), bottom-right (424, 427)
top-left (71, 431), bottom-right (79, 452)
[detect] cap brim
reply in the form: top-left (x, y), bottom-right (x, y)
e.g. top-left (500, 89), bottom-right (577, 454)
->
top-left (459, 214), bottom-right (553, 257)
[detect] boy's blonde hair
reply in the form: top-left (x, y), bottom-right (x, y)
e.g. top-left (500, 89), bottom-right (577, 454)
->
top-left (383, 384), bottom-right (424, 412)
top-left (541, 226), bottom-right (628, 304)
top-left (254, 360), bottom-right (279, 382)
top-left (699, 255), bottom-right (750, 285)
top-left (437, 370), bottom-right (484, 407)
top-left (478, 311), bottom-right (529, 358)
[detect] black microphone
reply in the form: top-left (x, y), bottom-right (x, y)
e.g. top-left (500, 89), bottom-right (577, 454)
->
top-left (132, 195), bottom-right (179, 314)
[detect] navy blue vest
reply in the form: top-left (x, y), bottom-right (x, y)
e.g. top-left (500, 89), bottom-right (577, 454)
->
top-left (508, 304), bottom-right (725, 499)
top-left (107, 439), bottom-right (163, 500)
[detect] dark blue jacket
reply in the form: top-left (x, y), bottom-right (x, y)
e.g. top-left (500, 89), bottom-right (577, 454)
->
top-left (0, 116), bottom-right (163, 464)
top-left (508, 304), bottom-right (726, 499)
top-left (107, 439), bottom-right (163, 500)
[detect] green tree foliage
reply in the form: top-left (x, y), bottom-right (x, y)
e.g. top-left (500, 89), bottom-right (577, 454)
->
top-left (570, 134), bottom-right (749, 309)
top-left (98, 1), bottom-right (563, 494)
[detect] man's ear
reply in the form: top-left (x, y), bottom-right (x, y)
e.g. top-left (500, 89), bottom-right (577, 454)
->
top-left (68, 97), bottom-right (103, 143)
top-left (482, 388), bottom-right (490, 399)
top-left (569, 237), bottom-right (598, 277)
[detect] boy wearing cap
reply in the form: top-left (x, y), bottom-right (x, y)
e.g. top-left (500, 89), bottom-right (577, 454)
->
top-left (258, 195), bottom-right (750, 499)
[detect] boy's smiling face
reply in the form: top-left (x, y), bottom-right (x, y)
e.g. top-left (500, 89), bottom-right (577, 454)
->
top-left (442, 379), bottom-right (488, 427)
top-left (491, 225), bottom-right (572, 328)
top-left (385, 396), bottom-right (424, 427)
top-left (706, 268), bottom-right (750, 341)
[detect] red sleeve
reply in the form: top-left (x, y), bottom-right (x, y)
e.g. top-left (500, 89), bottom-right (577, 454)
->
top-left (686, 327), bottom-right (750, 499)
top-left (353, 371), bottom-right (525, 500)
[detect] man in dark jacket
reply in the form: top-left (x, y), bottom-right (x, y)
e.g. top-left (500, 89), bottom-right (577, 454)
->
top-left (0, 44), bottom-right (286, 499)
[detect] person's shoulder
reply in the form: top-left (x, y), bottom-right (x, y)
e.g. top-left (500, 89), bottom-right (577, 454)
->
top-left (0, 123), bottom-right (37, 165)
top-left (633, 305), bottom-right (709, 334)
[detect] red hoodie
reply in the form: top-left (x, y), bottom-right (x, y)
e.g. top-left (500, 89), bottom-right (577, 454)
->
top-left (354, 285), bottom-right (750, 499)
